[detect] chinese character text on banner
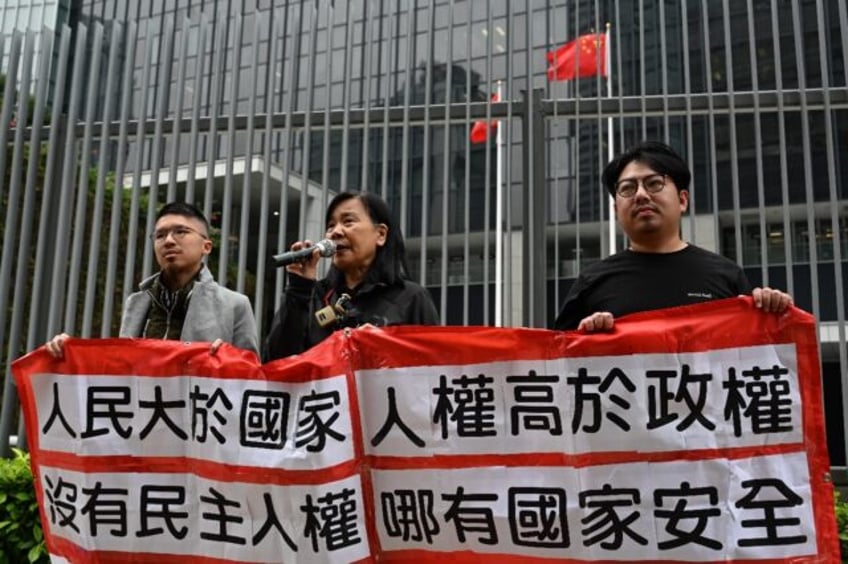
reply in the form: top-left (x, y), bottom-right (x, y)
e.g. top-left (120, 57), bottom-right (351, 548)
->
top-left (13, 297), bottom-right (838, 562)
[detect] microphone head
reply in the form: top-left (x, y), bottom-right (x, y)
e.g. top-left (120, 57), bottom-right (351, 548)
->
top-left (315, 239), bottom-right (337, 258)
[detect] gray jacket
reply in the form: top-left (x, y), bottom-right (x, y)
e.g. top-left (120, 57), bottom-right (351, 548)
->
top-left (120, 265), bottom-right (259, 356)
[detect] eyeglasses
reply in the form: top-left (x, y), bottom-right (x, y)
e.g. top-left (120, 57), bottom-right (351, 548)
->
top-left (614, 173), bottom-right (667, 198)
top-left (151, 225), bottom-right (208, 242)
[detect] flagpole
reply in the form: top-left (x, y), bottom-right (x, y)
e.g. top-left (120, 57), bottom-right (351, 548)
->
top-left (605, 23), bottom-right (616, 255)
top-left (494, 80), bottom-right (504, 327)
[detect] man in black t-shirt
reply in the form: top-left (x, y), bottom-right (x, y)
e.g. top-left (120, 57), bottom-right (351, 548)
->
top-left (553, 141), bottom-right (792, 332)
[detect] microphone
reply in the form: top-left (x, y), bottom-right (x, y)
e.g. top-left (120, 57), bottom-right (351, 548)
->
top-left (272, 239), bottom-right (337, 267)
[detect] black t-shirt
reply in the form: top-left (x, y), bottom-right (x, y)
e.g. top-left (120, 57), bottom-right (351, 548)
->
top-left (553, 245), bottom-right (752, 330)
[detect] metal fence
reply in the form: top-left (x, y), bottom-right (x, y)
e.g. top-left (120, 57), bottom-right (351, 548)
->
top-left (0, 0), bottom-right (846, 462)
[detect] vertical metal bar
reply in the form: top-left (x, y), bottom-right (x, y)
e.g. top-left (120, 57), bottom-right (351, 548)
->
top-left (203, 15), bottom-right (226, 223)
top-left (83, 21), bottom-right (121, 338)
top-left (522, 88), bottom-right (547, 328)
top-left (185, 16), bottom-right (208, 205)
top-left (594, 6), bottom-right (606, 259)
top-left (572, 0), bottom-right (582, 279)
top-left (769, 0), bottom-right (794, 297)
top-left (790, 0), bottom-right (821, 321)
top-left (438, 0), bottom-right (455, 322)
top-left (122, 20), bottom-right (155, 305)
top-left (680, 0), bottom-right (695, 244)
top-left (237, 15), bottom-right (262, 294)
top-left (218, 13), bottom-right (243, 285)
top-left (320, 1), bottom-right (335, 223)
top-left (0, 37), bottom-right (5, 105)
top-left (360, 0), bottom-right (376, 191)
top-left (274, 2), bottom-right (302, 310)
top-left (167, 16), bottom-right (191, 202)
top-left (840, 0), bottom-right (848, 89)
top-left (256, 12), bottom-right (282, 339)
top-left (27, 25), bottom-right (72, 349)
top-left (47, 25), bottom-right (88, 338)
top-left (659, 0), bottom-right (669, 142)
top-left (836, 2), bottom-right (848, 88)
top-left (720, 0), bottom-right (743, 269)
top-left (418, 0), bottom-right (435, 287)
top-left (522, 1), bottom-right (542, 328)
top-left (638, 0), bottom-right (646, 137)
top-left (614, 0), bottom-right (623, 174)
top-left (65, 22), bottom-right (104, 335)
top-left (814, 0), bottom-right (848, 462)
top-left (399, 0), bottom-right (414, 240)
top-left (461, 0), bottom-right (472, 326)
top-left (115, 0), bottom-right (127, 20)
top-left (0, 33), bottom-right (21, 202)
top-left (549, 0), bottom-right (565, 317)
top-left (0, 59), bottom-right (10, 444)
top-left (0, 31), bottom-right (26, 374)
top-left (503, 0), bottom-right (515, 326)
top-left (102, 21), bottom-right (137, 337)
top-left (745, 0), bottom-right (767, 284)
top-left (339, 0), bottom-right (355, 193)
top-left (481, 0), bottom-right (493, 326)
top-left (296, 3), bottom-right (319, 243)
top-left (379, 1), bottom-right (396, 202)
top-left (0, 30), bottom-right (42, 456)
top-left (701, 2), bottom-right (720, 254)
top-left (142, 17), bottom-right (175, 279)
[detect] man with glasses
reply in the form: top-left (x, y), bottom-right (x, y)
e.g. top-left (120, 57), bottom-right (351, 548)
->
top-left (46, 202), bottom-right (259, 357)
top-left (554, 140), bottom-right (792, 331)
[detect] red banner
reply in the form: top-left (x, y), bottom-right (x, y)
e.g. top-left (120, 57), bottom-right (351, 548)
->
top-left (13, 297), bottom-right (838, 562)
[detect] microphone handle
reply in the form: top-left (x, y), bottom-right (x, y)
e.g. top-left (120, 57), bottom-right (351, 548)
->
top-left (272, 239), bottom-right (335, 267)
top-left (271, 246), bottom-right (318, 267)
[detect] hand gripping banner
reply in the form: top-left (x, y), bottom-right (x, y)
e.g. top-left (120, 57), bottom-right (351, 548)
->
top-left (12, 297), bottom-right (838, 562)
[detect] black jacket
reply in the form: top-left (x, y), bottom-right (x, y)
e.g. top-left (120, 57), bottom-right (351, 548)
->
top-left (263, 272), bottom-right (439, 361)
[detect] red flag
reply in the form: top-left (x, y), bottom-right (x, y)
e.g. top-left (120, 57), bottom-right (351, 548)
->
top-left (469, 92), bottom-right (500, 144)
top-left (547, 32), bottom-right (607, 81)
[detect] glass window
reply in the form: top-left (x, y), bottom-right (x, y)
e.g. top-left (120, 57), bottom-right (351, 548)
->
top-left (766, 223), bottom-right (788, 264)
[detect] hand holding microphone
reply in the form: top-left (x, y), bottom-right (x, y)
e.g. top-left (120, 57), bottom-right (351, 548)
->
top-left (273, 238), bottom-right (337, 279)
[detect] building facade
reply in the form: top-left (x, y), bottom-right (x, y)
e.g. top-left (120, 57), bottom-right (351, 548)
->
top-left (1, 0), bottom-right (846, 461)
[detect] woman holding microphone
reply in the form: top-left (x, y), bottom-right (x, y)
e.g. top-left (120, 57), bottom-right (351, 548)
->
top-left (263, 191), bottom-right (439, 361)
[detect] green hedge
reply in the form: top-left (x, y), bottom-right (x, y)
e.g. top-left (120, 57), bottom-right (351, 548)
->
top-left (837, 490), bottom-right (848, 562)
top-left (0, 449), bottom-right (46, 563)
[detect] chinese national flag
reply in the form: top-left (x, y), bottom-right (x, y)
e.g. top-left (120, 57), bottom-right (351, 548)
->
top-left (469, 92), bottom-right (500, 144)
top-left (547, 32), bottom-right (607, 81)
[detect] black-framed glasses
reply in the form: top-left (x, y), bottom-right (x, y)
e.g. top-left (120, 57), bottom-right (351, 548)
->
top-left (614, 173), bottom-right (667, 198)
top-left (151, 225), bottom-right (208, 242)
